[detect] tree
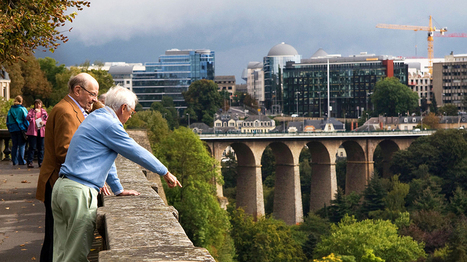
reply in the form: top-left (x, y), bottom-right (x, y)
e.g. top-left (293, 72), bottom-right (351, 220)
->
top-left (430, 95), bottom-right (438, 114)
top-left (38, 57), bottom-right (66, 91)
top-left (243, 93), bottom-right (259, 109)
top-left (150, 96), bottom-right (179, 130)
top-left (371, 77), bottom-right (419, 116)
top-left (422, 112), bottom-right (440, 129)
top-left (446, 218), bottom-right (467, 261)
top-left (448, 187), bottom-right (467, 216)
top-left (0, 0), bottom-right (90, 65)
top-left (4, 53), bottom-right (52, 106)
top-left (124, 110), bottom-right (169, 147)
top-left (299, 214), bottom-right (331, 260)
top-left (86, 69), bottom-right (114, 94)
top-left (183, 79), bottom-right (223, 126)
top-left (229, 208), bottom-right (306, 262)
top-left (438, 104), bottom-right (458, 116)
top-left (326, 188), bottom-right (361, 223)
top-left (158, 127), bottom-right (231, 260)
top-left (37, 61), bottom-right (114, 106)
top-left (314, 215), bottom-right (426, 262)
top-left (0, 98), bottom-right (14, 129)
top-left (420, 97), bottom-right (428, 112)
top-left (360, 176), bottom-right (387, 219)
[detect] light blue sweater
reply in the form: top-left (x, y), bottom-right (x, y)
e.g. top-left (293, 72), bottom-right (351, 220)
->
top-left (59, 106), bottom-right (168, 194)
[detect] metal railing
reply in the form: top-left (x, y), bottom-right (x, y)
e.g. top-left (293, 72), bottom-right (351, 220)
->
top-left (197, 130), bottom-right (436, 140)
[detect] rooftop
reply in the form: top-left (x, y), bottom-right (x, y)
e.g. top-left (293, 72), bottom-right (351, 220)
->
top-left (267, 42), bottom-right (299, 57)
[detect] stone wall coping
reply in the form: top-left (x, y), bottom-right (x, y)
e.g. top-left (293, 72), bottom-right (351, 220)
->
top-left (97, 130), bottom-right (215, 261)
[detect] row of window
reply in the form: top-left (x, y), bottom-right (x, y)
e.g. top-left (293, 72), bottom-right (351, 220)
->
top-left (215, 121), bottom-right (273, 127)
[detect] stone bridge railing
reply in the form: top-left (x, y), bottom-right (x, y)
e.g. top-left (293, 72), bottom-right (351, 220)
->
top-left (0, 129), bottom-right (11, 160)
top-left (96, 130), bottom-right (215, 261)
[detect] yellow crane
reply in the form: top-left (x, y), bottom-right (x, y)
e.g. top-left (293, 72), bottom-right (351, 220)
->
top-left (376, 16), bottom-right (447, 74)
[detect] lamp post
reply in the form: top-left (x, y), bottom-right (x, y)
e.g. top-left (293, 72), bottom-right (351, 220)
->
top-left (366, 113), bottom-right (369, 132)
top-left (443, 112), bottom-right (448, 129)
top-left (186, 113), bottom-right (190, 127)
top-left (420, 114), bottom-right (423, 130)
top-left (213, 113), bottom-right (216, 134)
top-left (327, 58), bottom-right (330, 119)
top-left (295, 91), bottom-right (300, 116)
top-left (317, 91), bottom-right (321, 118)
top-left (344, 113), bottom-right (346, 132)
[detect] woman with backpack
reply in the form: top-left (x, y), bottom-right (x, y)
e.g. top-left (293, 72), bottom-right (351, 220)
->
top-left (6, 95), bottom-right (29, 166)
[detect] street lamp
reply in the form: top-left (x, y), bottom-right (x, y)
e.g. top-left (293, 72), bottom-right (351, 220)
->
top-left (317, 91), bottom-right (321, 118)
top-left (186, 113), bottom-right (190, 127)
top-left (366, 113), bottom-right (369, 132)
top-left (344, 113), bottom-right (346, 132)
top-left (443, 112), bottom-right (448, 129)
top-left (420, 114), bottom-right (423, 130)
top-left (295, 91), bottom-right (300, 116)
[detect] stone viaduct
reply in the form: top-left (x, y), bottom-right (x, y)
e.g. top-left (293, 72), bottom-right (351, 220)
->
top-left (200, 131), bottom-right (434, 225)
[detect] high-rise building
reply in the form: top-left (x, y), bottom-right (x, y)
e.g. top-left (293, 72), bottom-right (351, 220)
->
top-left (108, 62), bottom-right (145, 91)
top-left (405, 58), bottom-right (444, 110)
top-left (263, 42), bottom-right (301, 111)
top-left (283, 50), bottom-right (408, 118)
top-left (433, 53), bottom-right (467, 111)
top-left (242, 62), bottom-right (264, 104)
top-left (130, 49), bottom-right (215, 109)
top-left (408, 71), bottom-right (433, 109)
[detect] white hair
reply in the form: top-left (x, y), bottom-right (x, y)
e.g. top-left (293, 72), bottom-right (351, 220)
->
top-left (105, 86), bottom-right (138, 112)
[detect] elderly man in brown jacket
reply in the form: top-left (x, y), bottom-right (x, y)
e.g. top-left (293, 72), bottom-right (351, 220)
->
top-left (36, 73), bottom-right (99, 262)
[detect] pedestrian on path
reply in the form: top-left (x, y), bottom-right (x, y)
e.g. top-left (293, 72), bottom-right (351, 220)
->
top-left (6, 95), bottom-right (29, 166)
top-left (26, 99), bottom-right (48, 168)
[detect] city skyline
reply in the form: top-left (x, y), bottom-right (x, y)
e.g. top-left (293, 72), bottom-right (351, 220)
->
top-left (36, 0), bottom-right (467, 82)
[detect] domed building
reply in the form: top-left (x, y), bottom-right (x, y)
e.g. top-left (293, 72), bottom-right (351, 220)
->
top-left (263, 42), bottom-right (301, 113)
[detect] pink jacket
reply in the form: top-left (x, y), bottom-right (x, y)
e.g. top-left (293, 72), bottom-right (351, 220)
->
top-left (26, 108), bottom-right (48, 137)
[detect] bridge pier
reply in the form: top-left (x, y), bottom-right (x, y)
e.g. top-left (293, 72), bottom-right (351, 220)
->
top-left (346, 160), bottom-right (374, 193)
top-left (310, 161), bottom-right (337, 211)
top-left (274, 163), bottom-right (303, 225)
top-left (236, 164), bottom-right (265, 218)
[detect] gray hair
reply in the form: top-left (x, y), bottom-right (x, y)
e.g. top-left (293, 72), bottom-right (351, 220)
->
top-left (105, 86), bottom-right (138, 112)
top-left (68, 73), bottom-right (90, 92)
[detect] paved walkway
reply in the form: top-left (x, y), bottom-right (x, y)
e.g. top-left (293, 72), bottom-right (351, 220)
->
top-left (0, 160), bottom-right (102, 261)
top-left (0, 160), bottom-right (44, 261)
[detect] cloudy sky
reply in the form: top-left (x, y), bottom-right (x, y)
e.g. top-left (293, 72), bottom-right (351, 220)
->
top-left (36, 0), bottom-right (467, 82)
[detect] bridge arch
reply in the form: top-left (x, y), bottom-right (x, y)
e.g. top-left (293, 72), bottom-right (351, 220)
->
top-left (307, 141), bottom-right (336, 211)
top-left (230, 142), bottom-right (265, 218)
top-left (374, 139), bottom-right (400, 178)
top-left (267, 142), bottom-right (303, 225)
top-left (342, 140), bottom-right (368, 194)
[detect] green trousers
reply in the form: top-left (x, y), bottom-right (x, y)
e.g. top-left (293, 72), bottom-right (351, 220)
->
top-left (51, 177), bottom-right (98, 262)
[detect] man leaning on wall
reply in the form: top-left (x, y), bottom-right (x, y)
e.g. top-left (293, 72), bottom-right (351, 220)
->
top-left (51, 85), bottom-right (181, 261)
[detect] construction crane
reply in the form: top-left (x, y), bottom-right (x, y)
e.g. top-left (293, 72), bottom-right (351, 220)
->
top-left (376, 16), bottom-right (447, 74)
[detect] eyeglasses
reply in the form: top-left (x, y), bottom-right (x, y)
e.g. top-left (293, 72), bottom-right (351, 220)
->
top-left (79, 85), bottom-right (98, 98)
top-left (130, 108), bottom-right (136, 116)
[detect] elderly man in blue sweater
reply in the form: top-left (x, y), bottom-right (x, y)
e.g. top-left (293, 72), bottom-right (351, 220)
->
top-left (51, 86), bottom-right (182, 262)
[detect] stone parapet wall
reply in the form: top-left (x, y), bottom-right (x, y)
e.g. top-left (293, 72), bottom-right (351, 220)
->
top-left (97, 130), bottom-right (215, 261)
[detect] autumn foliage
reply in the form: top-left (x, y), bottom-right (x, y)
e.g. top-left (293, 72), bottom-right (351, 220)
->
top-left (0, 0), bottom-right (90, 65)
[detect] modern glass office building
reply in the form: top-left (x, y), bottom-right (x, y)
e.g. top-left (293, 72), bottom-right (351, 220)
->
top-left (131, 49), bottom-right (215, 109)
top-left (263, 42), bottom-right (301, 110)
top-left (283, 52), bottom-right (408, 118)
